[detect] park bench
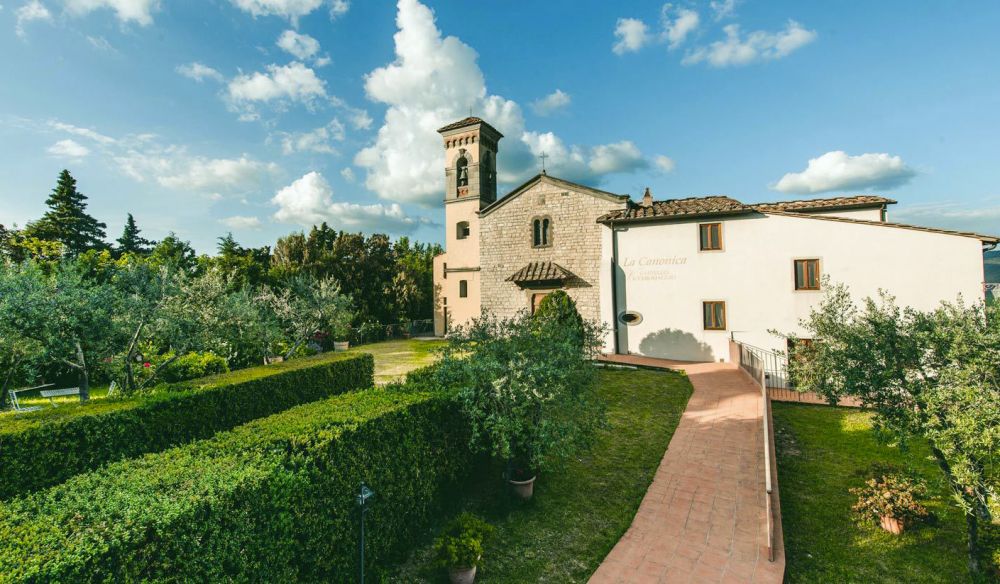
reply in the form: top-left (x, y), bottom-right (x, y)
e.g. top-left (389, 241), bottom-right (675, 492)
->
top-left (8, 384), bottom-right (54, 413)
top-left (39, 387), bottom-right (81, 406)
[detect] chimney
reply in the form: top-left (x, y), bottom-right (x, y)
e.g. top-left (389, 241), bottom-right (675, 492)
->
top-left (641, 187), bottom-right (653, 207)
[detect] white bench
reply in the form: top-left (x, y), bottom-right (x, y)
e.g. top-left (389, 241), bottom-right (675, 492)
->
top-left (8, 384), bottom-right (54, 413)
top-left (39, 387), bottom-right (81, 407)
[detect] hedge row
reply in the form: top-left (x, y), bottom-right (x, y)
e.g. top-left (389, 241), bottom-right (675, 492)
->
top-left (0, 351), bottom-right (374, 499)
top-left (0, 386), bottom-right (472, 583)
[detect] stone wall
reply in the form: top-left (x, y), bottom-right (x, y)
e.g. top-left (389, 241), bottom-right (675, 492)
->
top-left (479, 177), bottom-right (627, 324)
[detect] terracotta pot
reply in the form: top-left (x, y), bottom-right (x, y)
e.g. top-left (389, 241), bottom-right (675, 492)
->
top-left (333, 341), bottom-right (350, 352)
top-left (508, 475), bottom-right (536, 500)
top-left (448, 565), bottom-right (477, 584)
top-left (879, 515), bottom-right (904, 535)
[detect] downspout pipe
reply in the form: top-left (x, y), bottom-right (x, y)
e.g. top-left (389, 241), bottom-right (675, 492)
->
top-left (609, 219), bottom-right (621, 355)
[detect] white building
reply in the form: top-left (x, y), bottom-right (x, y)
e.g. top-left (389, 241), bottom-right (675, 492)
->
top-left (431, 117), bottom-right (998, 364)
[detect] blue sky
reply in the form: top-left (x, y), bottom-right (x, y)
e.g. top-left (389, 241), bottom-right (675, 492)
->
top-left (1, 0), bottom-right (998, 253)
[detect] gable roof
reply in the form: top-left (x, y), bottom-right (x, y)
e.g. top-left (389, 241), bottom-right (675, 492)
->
top-left (436, 117), bottom-right (504, 137)
top-left (479, 173), bottom-right (629, 217)
top-left (598, 194), bottom-right (894, 223)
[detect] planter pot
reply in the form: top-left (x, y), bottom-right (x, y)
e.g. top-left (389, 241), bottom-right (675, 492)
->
top-left (879, 515), bottom-right (904, 535)
top-left (508, 475), bottom-right (536, 500)
top-left (333, 341), bottom-right (350, 352)
top-left (448, 565), bottom-right (477, 584)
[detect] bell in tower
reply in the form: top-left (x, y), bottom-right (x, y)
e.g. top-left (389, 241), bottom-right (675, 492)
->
top-left (437, 117), bottom-right (504, 208)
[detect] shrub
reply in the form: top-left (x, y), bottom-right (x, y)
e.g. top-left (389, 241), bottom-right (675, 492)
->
top-left (0, 351), bottom-right (374, 500)
top-left (851, 473), bottom-right (930, 527)
top-left (160, 351), bottom-right (229, 383)
top-left (436, 308), bottom-right (605, 477)
top-left (0, 387), bottom-right (473, 582)
top-left (433, 513), bottom-right (495, 570)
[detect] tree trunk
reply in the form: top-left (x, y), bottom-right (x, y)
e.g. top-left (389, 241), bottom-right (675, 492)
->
top-left (930, 446), bottom-right (980, 577)
top-left (75, 341), bottom-right (90, 402)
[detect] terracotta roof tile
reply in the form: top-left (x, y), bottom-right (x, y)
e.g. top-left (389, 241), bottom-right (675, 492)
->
top-left (437, 117), bottom-right (503, 136)
top-left (598, 196), bottom-right (749, 222)
top-left (506, 261), bottom-right (574, 284)
top-left (752, 195), bottom-right (895, 213)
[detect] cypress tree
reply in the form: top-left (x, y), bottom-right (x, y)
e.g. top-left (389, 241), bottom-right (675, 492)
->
top-left (116, 213), bottom-right (153, 255)
top-left (25, 170), bottom-right (108, 254)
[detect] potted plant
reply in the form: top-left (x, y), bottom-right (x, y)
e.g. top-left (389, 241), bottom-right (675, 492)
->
top-left (332, 322), bottom-right (351, 352)
top-left (506, 458), bottom-right (536, 500)
top-left (433, 513), bottom-right (494, 584)
top-left (851, 473), bottom-right (929, 534)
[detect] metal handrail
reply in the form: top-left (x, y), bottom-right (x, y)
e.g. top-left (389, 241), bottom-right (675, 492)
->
top-left (736, 341), bottom-right (776, 562)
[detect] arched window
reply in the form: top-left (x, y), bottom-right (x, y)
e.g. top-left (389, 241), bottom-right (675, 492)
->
top-left (456, 156), bottom-right (469, 187)
top-left (456, 221), bottom-right (470, 240)
top-left (531, 216), bottom-right (552, 248)
top-left (481, 151), bottom-right (496, 196)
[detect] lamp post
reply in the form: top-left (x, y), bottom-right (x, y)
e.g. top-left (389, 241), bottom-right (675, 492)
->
top-left (357, 482), bottom-right (374, 584)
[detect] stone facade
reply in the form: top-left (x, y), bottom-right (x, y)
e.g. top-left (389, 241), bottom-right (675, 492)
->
top-left (479, 175), bottom-right (628, 324)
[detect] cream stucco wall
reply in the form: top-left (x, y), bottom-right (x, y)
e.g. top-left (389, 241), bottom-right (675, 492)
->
top-left (600, 212), bottom-right (987, 361)
top-left (479, 177), bottom-right (626, 323)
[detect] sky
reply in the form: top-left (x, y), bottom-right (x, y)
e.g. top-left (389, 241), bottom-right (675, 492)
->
top-left (1, 0), bottom-right (998, 253)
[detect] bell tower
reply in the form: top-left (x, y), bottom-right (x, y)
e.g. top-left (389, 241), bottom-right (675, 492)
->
top-left (439, 117), bottom-right (502, 206)
top-left (432, 117), bottom-right (503, 336)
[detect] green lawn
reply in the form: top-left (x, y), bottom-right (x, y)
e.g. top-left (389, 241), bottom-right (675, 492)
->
top-left (773, 403), bottom-right (973, 583)
top-left (388, 367), bottom-right (693, 583)
top-left (346, 337), bottom-right (445, 384)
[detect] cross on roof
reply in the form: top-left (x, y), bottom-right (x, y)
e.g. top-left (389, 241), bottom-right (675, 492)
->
top-left (539, 151), bottom-right (549, 174)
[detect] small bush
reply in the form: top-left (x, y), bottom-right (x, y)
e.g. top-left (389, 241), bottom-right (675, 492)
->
top-left (851, 473), bottom-right (930, 527)
top-left (0, 351), bottom-right (373, 499)
top-left (433, 513), bottom-right (494, 570)
top-left (160, 351), bottom-right (230, 383)
top-left (0, 386), bottom-right (473, 582)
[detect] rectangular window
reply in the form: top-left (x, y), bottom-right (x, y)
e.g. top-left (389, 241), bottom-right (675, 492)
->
top-left (459, 280), bottom-right (468, 298)
top-left (703, 301), bottom-right (726, 330)
top-left (699, 223), bottom-right (723, 251)
top-left (794, 259), bottom-right (821, 290)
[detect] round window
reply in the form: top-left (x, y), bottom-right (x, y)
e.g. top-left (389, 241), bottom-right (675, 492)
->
top-left (619, 311), bottom-right (643, 326)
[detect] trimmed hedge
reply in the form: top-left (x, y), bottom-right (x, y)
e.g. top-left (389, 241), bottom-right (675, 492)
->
top-left (0, 387), bottom-right (472, 583)
top-left (0, 351), bottom-right (374, 500)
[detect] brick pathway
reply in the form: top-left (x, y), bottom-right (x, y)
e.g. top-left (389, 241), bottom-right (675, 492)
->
top-left (590, 357), bottom-right (785, 583)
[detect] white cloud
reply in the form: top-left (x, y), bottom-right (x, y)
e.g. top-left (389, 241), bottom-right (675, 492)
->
top-left (612, 17), bottom-right (652, 55)
top-left (772, 151), bottom-right (916, 194)
top-left (48, 120), bottom-right (116, 144)
top-left (64, 0), bottom-right (159, 26)
top-left (683, 20), bottom-right (816, 67)
top-left (340, 167), bottom-right (355, 182)
top-left (48, 139), bottom-right (90, 159)
top-left (227, 62), bottom-right (327, 118)
top-left (891, 201), bottom-right (1000, 236)
top-left (272, 171), bottom-right (427, 233)
top-left (661, 5), bottom-right (699, 49)
top-left (86, 35), bottom-right (116, 52)
top-left (15, 0), bottom-right (51, 37)
top-left (356, 0), bottom-right (654, 206)
top-left (653, 154), bottom-right (676, 173)
top-left (155, 155), bottom-right (279, 192)
top-left (220, 215), bottom-right (263, 229)
top-left (530, 89), bottom-right (571, 116)
top-left (587, 141), bottom-right (646, 175)
top-left (277, 29), bottom-right (320, 60)
top-left (348, 108), bottom-right (372, 130)
top-left (709, 0), bottom-right (738, 20)
top-left (229, 0), bottom-right (323, 24)
top-left (176, 62), bottom-right (224, 83)
top-left (279, 119), bottom-right (345, 155)
top-left (329, 0), bottom-right (348, 18)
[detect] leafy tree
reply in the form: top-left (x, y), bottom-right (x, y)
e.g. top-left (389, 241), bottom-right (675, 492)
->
top-left (116, 213), bottom-right (154, 256)
top-left (0, 262), bottom-right (48, 408)
top-left (24, 170), bottom-right (107, 254)
top-left (787, 284), bottom-right (999, 575)
top-left (436, 308), bottom-right (606, 479)
top-left (534, 290), bottom-right (585, 343)
top-left (260, 273), bottom-right (353, 359)
top-left (212, 233), bottom-right (271, 289)
top-left (148, 233), bottom-right (198, 275)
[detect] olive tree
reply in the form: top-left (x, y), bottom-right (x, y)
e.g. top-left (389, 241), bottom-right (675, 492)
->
top-left (436, 293), bottom-right (605, 480)
top-left (259, 273), bottom-right (353, 360)
top-left (788, 284), bottom-right (999, 575)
